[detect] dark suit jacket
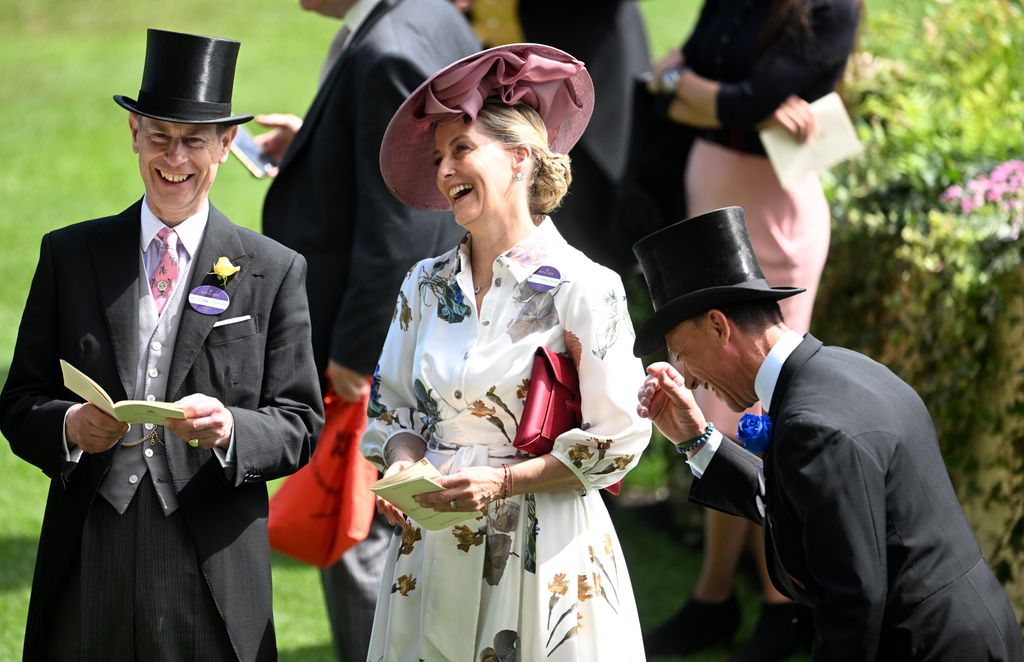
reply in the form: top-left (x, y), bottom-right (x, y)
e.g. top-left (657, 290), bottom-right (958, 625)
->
top-left (691, 335), bottom-right (1023, 661)
top-left (0, 200), bottom-right (324, 662)
top-left (262, 0), bottom-right (478, 379)
top-left (518, 0), bottom-right (653, 272)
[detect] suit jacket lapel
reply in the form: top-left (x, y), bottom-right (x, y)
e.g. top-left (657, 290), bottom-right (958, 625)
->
top-left (278, 0), bottom-right (401, 172)
top-left (90, 200), bottom-right (144, 400)
top-left (166, 205), bottom-right (250, 400)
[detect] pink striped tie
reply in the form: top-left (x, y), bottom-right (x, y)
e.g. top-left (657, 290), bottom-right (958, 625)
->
top-left (150, 227), bottom-right (180, 315)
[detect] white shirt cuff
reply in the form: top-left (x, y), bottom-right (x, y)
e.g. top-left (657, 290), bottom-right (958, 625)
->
top-left (686, 428), bottom-right (723, 479)
top-left (61, 407), bottom-right (85, 464)
top-left (213, 429), bottom-right (236, 468)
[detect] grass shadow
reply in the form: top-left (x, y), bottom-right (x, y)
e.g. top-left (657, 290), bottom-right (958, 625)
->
top-left (0, 535), bottom-right (38, 592)
top-left (277, 642), bottom-right (335, 662)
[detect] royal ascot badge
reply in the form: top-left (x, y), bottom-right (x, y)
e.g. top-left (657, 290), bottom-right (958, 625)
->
top-left (189, 285), bottom-right (230, 316)
top-left (527, 265), bottom-right (560, 292)
top-left (210, 256), bottom-right (240, 287)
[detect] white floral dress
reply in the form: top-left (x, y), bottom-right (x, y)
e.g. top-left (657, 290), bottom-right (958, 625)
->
top-left (361, 218), bottom-right (651, 662)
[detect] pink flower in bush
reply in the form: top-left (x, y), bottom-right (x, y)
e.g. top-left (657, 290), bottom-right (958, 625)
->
top-left (941, 159), bottom-right (1024, 237)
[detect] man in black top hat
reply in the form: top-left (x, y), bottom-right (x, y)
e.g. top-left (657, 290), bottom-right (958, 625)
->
top-left (633, 207), bottom-right (1022, 661)
top-left (0, 29), bottom-right (322, 661)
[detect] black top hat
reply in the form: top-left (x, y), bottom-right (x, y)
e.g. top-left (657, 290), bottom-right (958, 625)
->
top-left (114, 29), bottom-right (253, 125)
top-left (632, 206), bottom-right (805, 356)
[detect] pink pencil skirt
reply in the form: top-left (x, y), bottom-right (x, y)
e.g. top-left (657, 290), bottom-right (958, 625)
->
top-left (685, 137), bottom-right (831, 435)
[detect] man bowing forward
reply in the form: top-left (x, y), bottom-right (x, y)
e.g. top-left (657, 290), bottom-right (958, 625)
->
top-left (0, 30), bottom-right (323, 661)
top-left (634, 207), bottom-right (1022, 661)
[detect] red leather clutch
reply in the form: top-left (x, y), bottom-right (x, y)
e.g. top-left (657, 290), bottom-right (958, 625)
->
top-left (512, 348), bottom-right (622, 495)
top-left (512, 347), bottom-right (582, 455)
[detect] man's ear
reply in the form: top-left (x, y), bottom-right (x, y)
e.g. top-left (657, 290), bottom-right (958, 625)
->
top-left (706, 309), bottom-right (731, 345)
top-left (218, 125), bottom-right (238, 164)
top-left (129, 113), bottom-right (141, 154)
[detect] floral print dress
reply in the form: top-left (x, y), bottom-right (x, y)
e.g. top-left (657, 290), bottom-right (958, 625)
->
top-left (361, 218), bottom-right (651, 661)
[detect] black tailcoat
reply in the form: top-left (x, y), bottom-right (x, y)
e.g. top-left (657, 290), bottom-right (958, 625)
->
top-left (0, 201), bottom-right (323, 661)
top-left (691, 335), bottom-right (1023, 661)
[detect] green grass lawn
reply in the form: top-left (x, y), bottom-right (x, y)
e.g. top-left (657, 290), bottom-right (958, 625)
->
top-left (0, 0), bottom-right (900, 658)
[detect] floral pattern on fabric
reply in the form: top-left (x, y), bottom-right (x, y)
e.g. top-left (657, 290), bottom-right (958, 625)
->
top-left (417, 258), bottom-right (471, 324)
top-left (508, 280), bottom-right (564, 343)
top-left (361, 219), bottom-right (649, 661)
top-left (479, 630), bottom-right (519, 662)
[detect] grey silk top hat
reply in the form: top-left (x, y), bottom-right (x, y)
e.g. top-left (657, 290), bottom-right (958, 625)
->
top-left (114, 29), bottom-right (253, 125)
top-left (632, 206), bottom-right (805, 356)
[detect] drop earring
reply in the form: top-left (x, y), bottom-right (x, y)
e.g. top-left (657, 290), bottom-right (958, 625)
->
top-left (514, 172), bottom-right (525, 182)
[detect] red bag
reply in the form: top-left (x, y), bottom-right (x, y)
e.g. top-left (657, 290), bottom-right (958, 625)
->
top-left (513, 348), bottom-right (622, 495)
top-left (268, 386), bottom-right (379, 567)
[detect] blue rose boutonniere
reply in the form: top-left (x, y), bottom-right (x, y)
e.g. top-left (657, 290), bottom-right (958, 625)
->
top-left (737, 413), bottom-right (773, 454)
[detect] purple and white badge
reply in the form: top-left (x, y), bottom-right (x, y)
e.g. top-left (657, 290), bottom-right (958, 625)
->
top-left (189, 285), bottom-right (230, 315)
top-left (527, 265), bottom-right (561, 292)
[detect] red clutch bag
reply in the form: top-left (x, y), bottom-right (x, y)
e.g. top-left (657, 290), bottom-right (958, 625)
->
top-left (513, 347), bottom-right (622, 495)
top-left (513, 347), bottom-right (582, 455)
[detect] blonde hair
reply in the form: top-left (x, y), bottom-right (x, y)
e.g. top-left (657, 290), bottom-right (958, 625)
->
top-left (475, 101), bottom-right (572, 214)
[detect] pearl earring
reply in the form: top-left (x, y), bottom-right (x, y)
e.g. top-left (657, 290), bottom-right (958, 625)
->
top-left (514, 172), bottom-right (525, 182)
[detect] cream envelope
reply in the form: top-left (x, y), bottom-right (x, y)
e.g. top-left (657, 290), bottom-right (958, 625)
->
top-left (759, 92), bottom-right (863, 189)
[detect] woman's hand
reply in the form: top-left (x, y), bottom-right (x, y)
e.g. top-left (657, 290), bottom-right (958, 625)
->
top-left (376, 460), bottom-right (413, 530)
top-left (637, 362), bottom-right (707, 452)
top-left (764, 95), bottom-right (817, 143)
top-left (414, 466), bottom-right (503, 513)
top-left (649, 48), bottom-right (684, 94)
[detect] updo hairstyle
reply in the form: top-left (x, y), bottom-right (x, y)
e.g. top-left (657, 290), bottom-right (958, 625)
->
top-left (474, 100), bottom-right (573, 215)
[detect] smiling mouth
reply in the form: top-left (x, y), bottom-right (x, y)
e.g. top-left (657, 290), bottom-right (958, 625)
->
top-left (449, 183), bottom-right (474, 202)
top-left (158, 169), bottom-right (193, 184)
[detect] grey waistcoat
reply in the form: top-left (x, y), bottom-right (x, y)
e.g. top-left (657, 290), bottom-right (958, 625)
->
top-left (97, 255), bottom-right (195, 515)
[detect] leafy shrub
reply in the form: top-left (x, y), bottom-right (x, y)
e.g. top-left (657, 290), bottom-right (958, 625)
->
top-left (818, 0), bottom-right (1024, 607)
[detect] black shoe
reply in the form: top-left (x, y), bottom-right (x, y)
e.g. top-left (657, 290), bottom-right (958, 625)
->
top-left (644, 593), bottom-right (741, 657)
top-left (727, 602), bottom-right (814, 662)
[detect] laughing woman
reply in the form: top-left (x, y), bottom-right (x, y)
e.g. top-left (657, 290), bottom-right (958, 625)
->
top-left (360, 44), bottom-right (652, 661)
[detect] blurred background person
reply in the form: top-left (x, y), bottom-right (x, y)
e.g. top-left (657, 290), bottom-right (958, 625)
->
top-left (642, 1), bottom-right (862, 660)
top-left (364, 44), bottom-right (652, 660)
top-left (257, 1), bottom-right (478, 660)
top-left (462, 0), bottom-right (651, 275)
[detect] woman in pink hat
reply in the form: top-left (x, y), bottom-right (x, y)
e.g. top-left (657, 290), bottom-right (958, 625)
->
top-left (360, 44), bottom-right (651, 660)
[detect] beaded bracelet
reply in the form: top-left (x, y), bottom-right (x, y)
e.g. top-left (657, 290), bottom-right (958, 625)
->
top-left (675, 421), bottom-right (716, 455)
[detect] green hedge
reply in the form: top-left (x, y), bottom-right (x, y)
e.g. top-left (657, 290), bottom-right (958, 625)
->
top-left (817, 0), bottom-right (1024, 615)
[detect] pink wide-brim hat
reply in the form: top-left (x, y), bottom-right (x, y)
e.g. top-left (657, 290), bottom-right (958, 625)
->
top-left (379, 43), bottom-right (595, 211)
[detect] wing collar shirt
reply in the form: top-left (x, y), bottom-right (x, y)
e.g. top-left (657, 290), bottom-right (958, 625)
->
top-left (687, 329), bottom-right (804, 477)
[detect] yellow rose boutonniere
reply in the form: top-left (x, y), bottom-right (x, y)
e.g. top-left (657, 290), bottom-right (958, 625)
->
top-left (210, 256), bottom-right (240, 287)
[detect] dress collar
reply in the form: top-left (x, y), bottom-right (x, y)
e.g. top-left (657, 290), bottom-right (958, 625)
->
top-left (456, 216), bottom-right (568, 282)
top-left (754, 330), bottom-right (804, 413)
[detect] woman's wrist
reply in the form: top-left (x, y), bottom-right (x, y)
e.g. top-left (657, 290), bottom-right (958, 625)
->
top-left (384, 434), bottom-right (425, 467)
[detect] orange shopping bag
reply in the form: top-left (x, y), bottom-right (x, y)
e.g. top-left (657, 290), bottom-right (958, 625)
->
top-left (268, 386), bottom-right (379, 567)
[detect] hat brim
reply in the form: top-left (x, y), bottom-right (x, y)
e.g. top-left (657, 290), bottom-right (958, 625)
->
top-left (632, 283), bottom-right (805, 357)
top-left (114, 95), bottom-right (253, 126)
top-left (379, 43), bottom-right (595, 211)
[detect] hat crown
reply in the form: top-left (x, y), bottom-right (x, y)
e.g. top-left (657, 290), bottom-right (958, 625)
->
top-left (635, 206), bottom-right (766, 309)
top-left (114, 28), bottom-right (252, 125)
top-left (141, 29), bottom-right (239, 105)
top-left (630, 206), bottom-right (805, 356)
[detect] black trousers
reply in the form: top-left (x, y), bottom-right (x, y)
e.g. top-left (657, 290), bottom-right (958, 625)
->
top-left (47, 474), bottom-right (236, 661)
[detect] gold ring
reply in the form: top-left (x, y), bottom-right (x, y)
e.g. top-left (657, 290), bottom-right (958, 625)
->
top-left (188, 439), bottom-right (200, 448)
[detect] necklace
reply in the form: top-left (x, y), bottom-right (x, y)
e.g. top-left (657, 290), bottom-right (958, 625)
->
top-left (473, 284), bottom-right (481, 294)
